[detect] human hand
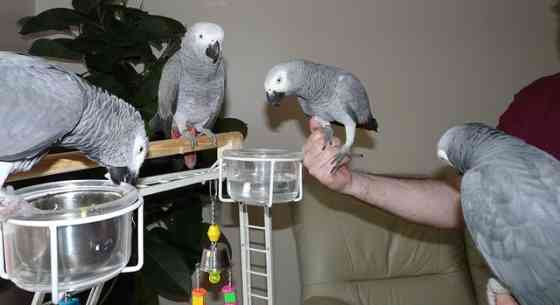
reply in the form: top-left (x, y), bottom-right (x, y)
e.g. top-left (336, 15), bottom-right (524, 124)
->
top-left (496, 294), bottom-right (519, 305)
top-left (303, 117), bottom-right (353, 193)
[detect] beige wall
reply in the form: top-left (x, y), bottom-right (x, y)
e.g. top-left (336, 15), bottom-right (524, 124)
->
top-left (30, 1), bottom-right (560, 305)
top-left (1, 0), bottom-right (34, 51)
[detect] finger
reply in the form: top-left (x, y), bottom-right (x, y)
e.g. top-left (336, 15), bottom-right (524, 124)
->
top-left (330, 137), bottom-right (342, 147)
top-left (303, 131), bottom-right (325, 156)
top-left (309, 116), bottom-right (323, 132)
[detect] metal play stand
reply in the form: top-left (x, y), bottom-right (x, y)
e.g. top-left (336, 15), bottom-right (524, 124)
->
top-left (0, 132), bottom-right (244, 305)
top-left (218, 149), bottom-right (303, 305)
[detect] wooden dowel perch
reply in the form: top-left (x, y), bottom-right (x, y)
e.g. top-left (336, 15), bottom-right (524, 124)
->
top-left (8, 132), bottom-right (244, 182)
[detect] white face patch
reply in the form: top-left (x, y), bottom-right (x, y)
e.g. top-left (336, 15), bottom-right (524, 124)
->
top-left (189, 22), bottom-right (224, 50)
top-left (131, 134), bottom-right (148, 175)
top-left (264, 68), bottom-right (289, 94)
top-left (437, 149), bottom-right (452, 166)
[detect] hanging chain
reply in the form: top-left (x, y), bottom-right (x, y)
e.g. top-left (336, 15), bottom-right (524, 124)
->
top-left (209, 179), bottom-right (218, 225)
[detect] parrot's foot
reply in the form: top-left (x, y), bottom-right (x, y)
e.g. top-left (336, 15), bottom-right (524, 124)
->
top-left (0, 186), bottom-right (40, 221)
top-left (321, 126), bottom-right (334, 150)
top-left (330, 147), bottom-right (351, 174)
top-left (487, 278), bottom-right (511, 305)
top-left (200, 128), bottom-right (217, 146)
top-left (181, 130), bottom-right (197, 150)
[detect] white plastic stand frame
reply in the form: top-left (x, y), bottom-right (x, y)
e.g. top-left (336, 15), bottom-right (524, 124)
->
top-left (0, 199), bottom-right (144, 305)
top-left (218, 152), bottom-right (304, 305)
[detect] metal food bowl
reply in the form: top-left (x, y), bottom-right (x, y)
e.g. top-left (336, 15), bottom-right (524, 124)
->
top-left (0, 180), bottom-right (143, 295)
top-left (219, 149), bottom-right (303, 206)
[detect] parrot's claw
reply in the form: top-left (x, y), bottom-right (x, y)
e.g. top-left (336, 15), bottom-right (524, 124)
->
top-left (200, 129), bottom-right (217, 146)
top-left (486, 278), bottom-right (510, 305)
top-left (0, 187), bottom-right (41, 221)
top-left (321, 126), bottom-right (334, 150)
top-left (181, 132), bottom-right (197, 150)
top-left (330, 148), bottom-right (350, 174)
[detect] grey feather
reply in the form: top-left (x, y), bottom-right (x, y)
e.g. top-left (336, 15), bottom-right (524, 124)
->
top-left (264, 60), bottom-right (378, 171)
top-left (0, 52), bottom-right (147, 181)
top-left (265, 60), bottom-right (377, 131)
top-left (154, 22), bottom-right (225, 137)
top-left (438, 123), bottom-right (560, 305)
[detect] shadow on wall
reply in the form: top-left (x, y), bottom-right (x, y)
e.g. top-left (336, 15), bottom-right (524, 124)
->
top-left (265, 96), bottom-right (376, 149)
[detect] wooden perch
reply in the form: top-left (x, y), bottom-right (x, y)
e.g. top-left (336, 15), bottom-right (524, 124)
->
top-left (8, 132), bottom-right (244, 182)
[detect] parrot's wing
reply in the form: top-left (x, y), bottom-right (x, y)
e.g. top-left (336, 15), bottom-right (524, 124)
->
top-left (157, 55), bottom-right (182, 121)
top-left (0, 53), bottom-right (84, 161)
top-left (203, 62), bottom-right (225, 129)
top-left (462, 159), bottom-right (560, 305)
top-left (332, 73), bottom-right (377, 130)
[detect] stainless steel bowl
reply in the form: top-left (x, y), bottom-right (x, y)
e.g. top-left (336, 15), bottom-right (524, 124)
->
top-left (2, 180), bottom-right (140, 292)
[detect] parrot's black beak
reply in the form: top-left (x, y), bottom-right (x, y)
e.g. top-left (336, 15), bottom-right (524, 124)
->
top-left (108, 166), bottom-right (137, 185)
top-left (266, 91), bottom-right (285, 107)
top-left (205, 41), bottom-right (221, 64)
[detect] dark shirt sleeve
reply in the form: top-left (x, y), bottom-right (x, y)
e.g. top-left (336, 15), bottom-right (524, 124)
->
top-left (496, 91), bottom-right (529, 140)
top-left (496, 73), bottom-right (560, 161)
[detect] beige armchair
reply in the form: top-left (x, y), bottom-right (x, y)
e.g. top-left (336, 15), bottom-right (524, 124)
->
top-left (293, 179), bottom-right (492, 305)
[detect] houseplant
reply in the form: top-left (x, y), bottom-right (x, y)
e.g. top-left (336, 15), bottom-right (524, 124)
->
top-left (18, 1), bottom-right (245, 303)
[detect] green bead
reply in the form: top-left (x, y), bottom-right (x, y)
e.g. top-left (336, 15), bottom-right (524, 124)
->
top-left (209, 271), bottom-right (221, 284)
top-left (224, 291), bottom-right (236, 303)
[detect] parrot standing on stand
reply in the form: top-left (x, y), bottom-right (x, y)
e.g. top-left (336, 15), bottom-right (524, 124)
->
top-left (437, 123), bottom-right (560, 305)
top-left (151, 22), bottom-right (225, 169)
top-left (0, 52), bottom-right (149, 219)
top-left (264, 60), bottom-right (378, 172)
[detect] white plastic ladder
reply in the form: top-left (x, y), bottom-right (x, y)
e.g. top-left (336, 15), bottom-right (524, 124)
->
top-left (239, 203), bottom-right (274, 305)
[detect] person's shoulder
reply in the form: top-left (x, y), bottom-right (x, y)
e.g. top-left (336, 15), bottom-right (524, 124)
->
top-left (519, 72), bottom-right (560, 95)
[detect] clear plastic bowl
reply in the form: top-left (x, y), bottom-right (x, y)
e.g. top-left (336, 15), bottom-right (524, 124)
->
top-left (222, 149), bottom-right (303, 204)
top-left (2, 180), bottom-right (139, 292)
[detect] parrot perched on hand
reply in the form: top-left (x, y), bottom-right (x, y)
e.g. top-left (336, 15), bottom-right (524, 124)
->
top-left (0, 52), bottom-right (148, 217)
top-left (264, 60), bottom-right (378, 172)
top-left (437, 123), bottom-right (560, 305)
top-left (150, 22), bottom-right (225, 169)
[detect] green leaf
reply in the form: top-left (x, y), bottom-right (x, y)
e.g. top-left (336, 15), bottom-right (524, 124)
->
top-left (104, 4), bottom-right (148, 21)
top-left (214, 118), bottom-right (249, 138)
top-left (122, 43), bottom-right (157, 63)
top-left (85, 53), bottom-right (119, 73)
top-left (136, 15), bottom-right (186, 42)
top-left (113, 62), bottom-right (142, 89)
top-left (72, 0), bottom-right (102, 14)
top-left (85, 72), bottom-right (129, 99)
top-left (70, 36), bottom-right (109, 54)
top-left (19, 8), bottom-right (94, 35)
top-left (29, 38), bottom-right (83, 60)
top-left (143, 228), bottom-right (193, 297)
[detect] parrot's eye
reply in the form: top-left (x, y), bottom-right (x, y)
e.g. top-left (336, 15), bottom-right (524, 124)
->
top-left (199, 34), bottom-right (203, 39)
top-left (139, 146), bottom-right (144, 153)
top-left (276, 78), bottom-right (281, 83)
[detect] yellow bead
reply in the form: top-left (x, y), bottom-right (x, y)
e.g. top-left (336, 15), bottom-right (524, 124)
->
top-left (208, 271), bottom-right (221, 284)
top-left (207, 224), bottom-right (221, 243)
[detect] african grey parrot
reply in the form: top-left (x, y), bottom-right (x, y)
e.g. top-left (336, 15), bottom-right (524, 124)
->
top-left (150, 22), bottom-right (225, 169)
top-left (264, 60), bottom-right (378, 172)
top-left (0, 52), bottom-right (148, 216)
top-left (437, 122), bottom-right (560, 305)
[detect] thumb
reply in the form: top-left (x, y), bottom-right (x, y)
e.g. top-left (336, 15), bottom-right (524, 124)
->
top-left (309, 117), bottom-right (323, 132)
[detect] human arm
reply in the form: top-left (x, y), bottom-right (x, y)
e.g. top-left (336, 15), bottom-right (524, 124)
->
top-left (303, 117), bottom-right (463, 229)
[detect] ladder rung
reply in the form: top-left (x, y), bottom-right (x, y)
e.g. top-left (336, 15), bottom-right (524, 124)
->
top-left (248, 225), bottom-right (265, 230)
top-left (251, 293), bottom-right (269, 300)
top-left (248, 247), bottom-right (268, 254)
top-left (249, 270), bottom-right (268, 277)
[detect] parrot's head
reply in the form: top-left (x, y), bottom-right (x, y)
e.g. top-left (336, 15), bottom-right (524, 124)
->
top-left (184, 22), bottom-right (224, 64)
top-left (89, 99), bottom-right (149, 186)
top-left (264, 61), bottom-right (304, 106)
top-left (106, 124), bottom-right (149, 185)
top-left (437, 123), bottom-right (507, 174)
